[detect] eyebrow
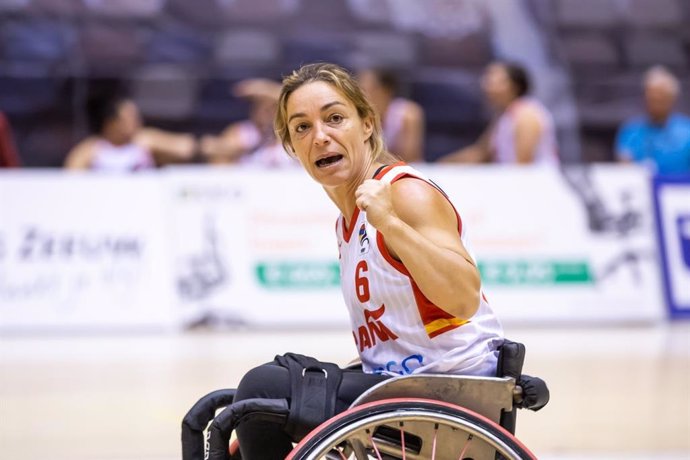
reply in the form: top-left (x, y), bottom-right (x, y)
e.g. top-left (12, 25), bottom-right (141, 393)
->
top-left (287, 101), bottom-right (346, 124)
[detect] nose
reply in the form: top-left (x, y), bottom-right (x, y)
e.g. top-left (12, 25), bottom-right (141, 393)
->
top-left (313, 122), bottom-right (331, 146)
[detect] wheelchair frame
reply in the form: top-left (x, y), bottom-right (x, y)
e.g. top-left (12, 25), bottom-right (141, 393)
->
top-left (181, 341), bottom-right (549, 460)
top-left (287, 374), bottom-right (539, 460)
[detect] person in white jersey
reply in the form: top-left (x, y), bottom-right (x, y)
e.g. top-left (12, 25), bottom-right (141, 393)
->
top-left (65, 92), bottom-right (197, 172)
top-left (440, 61), bottom-right (559, 165)
top-left (200, 78), bottom-right (297, 168)
top-left (357, 68), bottom-right (425, 163)
top-left (231, 63), bottom-right (503, 459)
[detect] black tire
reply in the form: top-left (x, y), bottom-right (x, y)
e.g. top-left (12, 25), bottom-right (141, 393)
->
top-left (287, 398), bottom-right (536, 460)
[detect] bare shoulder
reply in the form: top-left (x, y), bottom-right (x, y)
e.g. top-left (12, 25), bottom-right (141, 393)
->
top-left (65, 136), bottom-right (98, 168)
top-left (401, 99), bottom-right (424, 121)
top-left (513, 102), bottom-right (544, 123)
top-left (390, 177), bottom-right (455, 227)
top-left (71, 136), bottom-right (98, 152)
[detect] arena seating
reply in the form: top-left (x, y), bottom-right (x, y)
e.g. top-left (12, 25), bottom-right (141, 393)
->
top-left (0, 0), bottom-right (688, 166)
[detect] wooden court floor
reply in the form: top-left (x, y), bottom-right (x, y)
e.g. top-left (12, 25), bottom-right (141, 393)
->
top-left (1, 323), bottom-right (688, 459)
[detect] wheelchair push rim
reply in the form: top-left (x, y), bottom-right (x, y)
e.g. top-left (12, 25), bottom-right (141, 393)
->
top-left (287, 398), bottom-right (537, 460)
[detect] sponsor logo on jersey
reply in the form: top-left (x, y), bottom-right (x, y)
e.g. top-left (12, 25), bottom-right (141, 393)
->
top-left (358, 223), bottom-right (370, 255)
top-left (352, 303), bottom-right (398, 352)
top-left (374, 354), bottom-right (425, 375)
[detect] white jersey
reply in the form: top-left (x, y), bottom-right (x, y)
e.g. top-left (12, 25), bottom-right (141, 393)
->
top-left (336, 163), bottom-right (503, 377)
top-left (491, 97), bottom-right (559, 166)
top-left (91, 140), bottom-right (154, 172)
top-left (382, 98), bottom-right (407, 151)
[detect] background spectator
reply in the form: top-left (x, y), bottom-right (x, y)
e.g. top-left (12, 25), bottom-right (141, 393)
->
top-left (439, 61), bottom-right (559, 165)
top-left (200, 78), bottom-right (295, 168)
top-left (65, 90), bottom-right (197, 172)
top-left (615, 66), bottom-right (690, 176)
top-left (357, 68), bottom-right (425, 162)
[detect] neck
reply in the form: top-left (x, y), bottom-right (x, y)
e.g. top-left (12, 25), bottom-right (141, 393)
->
top-left (649, 113), bottom-right (671, 125)
top-left (504, 95), bottom-right (523, 110)
top-left (325, 160), bottom-right (384, 221)
top-left (102, 129), bottom-right (131, 146)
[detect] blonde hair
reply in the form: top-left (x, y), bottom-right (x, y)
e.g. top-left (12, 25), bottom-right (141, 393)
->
top-left (275, 62), bottom-right (398, 164)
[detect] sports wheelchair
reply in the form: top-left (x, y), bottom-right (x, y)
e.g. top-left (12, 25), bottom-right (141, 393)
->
top-left (181, 340), bottom-right (549, 460)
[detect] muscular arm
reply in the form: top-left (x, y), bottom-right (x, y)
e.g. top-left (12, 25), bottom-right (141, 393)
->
top-left (355, 178), bottom-right (481, 319)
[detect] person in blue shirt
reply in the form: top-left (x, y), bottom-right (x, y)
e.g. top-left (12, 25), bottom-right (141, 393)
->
top-left (616, 66), bottom-right (690, 176)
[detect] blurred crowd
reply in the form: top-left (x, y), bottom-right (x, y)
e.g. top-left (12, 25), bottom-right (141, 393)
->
top-left (2, 0), bottom-right (690, 175)
top-left (1, 62), bottom-right (689, 175)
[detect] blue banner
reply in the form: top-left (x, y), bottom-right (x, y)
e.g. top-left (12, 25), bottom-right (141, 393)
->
top-left (652, 175), bottom-right (690, 319)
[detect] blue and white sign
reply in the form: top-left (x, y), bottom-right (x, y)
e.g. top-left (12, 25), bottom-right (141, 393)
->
top-left (653, 176), bottom-right (690, 319)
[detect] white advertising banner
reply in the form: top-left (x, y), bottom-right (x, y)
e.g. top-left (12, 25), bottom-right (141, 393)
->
top-left (166, 166), bottom-right (349, 327)
top-left (653, 176), bottom-right (690, 318)
top-left (0, 172), bottom-right (176, 332)
top-left (0, 165), bottom-right (664, 332)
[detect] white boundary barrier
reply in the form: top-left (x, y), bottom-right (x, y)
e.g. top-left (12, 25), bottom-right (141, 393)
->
top-left (0, 165), bottom-right (664, 332)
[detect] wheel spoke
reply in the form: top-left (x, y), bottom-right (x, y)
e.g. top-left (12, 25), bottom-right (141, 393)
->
top-left (344, 436), bottom-right (370, 460)
top-left (431, 423), bottom-right (438, 460)
top-left (366, 428), bottom-right (383, 460)
top-left (399, 422), bottom-right (406, 460)
top-left (457, 434), bottom-right (473, 460)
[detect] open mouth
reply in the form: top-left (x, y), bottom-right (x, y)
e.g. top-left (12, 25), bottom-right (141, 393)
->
top-left (315, 154), bottom-right (344, 168)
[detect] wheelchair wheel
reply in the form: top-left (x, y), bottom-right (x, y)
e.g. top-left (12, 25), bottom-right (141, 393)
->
top-left (286, 398), bottom-right (536, 460)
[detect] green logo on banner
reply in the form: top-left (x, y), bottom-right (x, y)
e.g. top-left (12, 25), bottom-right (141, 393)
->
top-left (478, 260), bottom-right (593, 285)
top-left (256, 261), bottom-right (340, 288)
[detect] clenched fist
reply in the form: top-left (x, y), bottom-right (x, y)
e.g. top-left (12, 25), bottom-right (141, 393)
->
top-left (355, 179), bottom-right (398, 233)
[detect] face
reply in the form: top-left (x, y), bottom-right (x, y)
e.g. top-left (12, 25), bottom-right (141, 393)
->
top-left (644, 82), bottom-right (676, 121)
top-left (249, 97), bottom-right (278, 134)
top-left (112, 100), bottom-right (142, 141)
top-left (358, 70), bottom-right (381, 99)
top-left (357, 70), bottom-right (389, 112)
top-left (481, 64), bottom-right (516, 108)
top-left (286, 81), bottom-right (374, 188)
